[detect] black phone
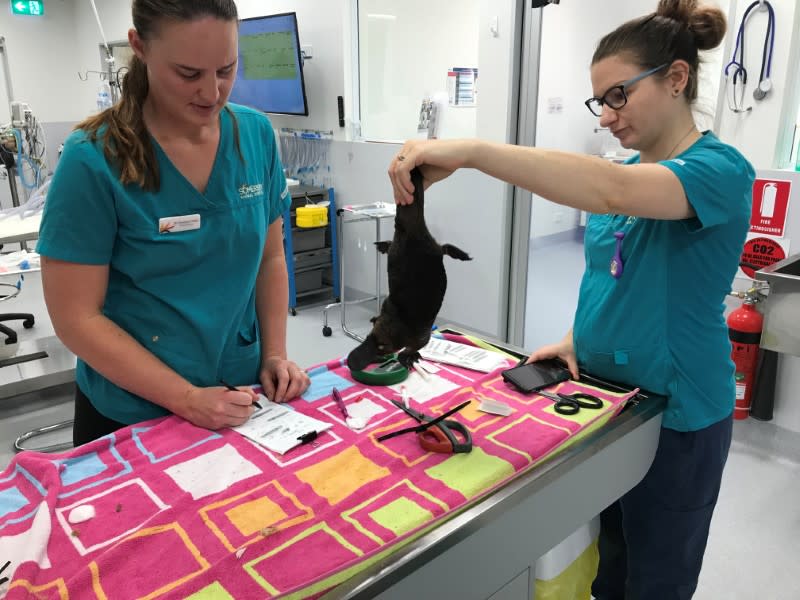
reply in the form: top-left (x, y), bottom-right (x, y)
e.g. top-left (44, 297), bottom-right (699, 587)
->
top-left (501, 360), bottom-right (571, 393)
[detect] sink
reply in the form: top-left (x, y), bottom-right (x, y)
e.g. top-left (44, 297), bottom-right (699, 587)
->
top-left (755, 253), bottom-right (800, 356)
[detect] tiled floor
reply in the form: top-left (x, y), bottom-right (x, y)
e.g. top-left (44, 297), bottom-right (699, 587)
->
top-left (2, 271), bottom-right (799, 598)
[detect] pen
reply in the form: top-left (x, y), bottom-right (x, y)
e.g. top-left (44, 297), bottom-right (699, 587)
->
top-left (220, 380), bottom-right (263, 410)
top-left (332, 387), bottom-right (349, 419)
top-left (297, 430), bottom-right (318, 444)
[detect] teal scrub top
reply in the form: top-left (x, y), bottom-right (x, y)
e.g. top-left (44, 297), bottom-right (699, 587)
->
top-left (574, 132), bottom-right (755, 432)
top-left (37, 103), bottom-right (290, 424)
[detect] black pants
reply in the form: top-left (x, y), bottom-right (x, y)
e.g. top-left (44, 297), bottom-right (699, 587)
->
top-left (592, 414), bottom-right (733, 600)
top-left (73, 385), bottom-right (127, 446)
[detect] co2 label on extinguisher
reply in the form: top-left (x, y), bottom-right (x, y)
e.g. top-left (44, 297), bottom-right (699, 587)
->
top-left (740, 236), bottom-right (787, 279)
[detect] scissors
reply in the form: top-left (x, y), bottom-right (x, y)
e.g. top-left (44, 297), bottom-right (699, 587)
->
top-left (377, 400), bottom-right (473, 454)
top-left (536, 390), bottom-right (604, 416)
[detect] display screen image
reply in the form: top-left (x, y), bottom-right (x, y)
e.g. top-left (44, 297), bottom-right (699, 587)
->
top-left (229, 12), bottom-right (309, 116)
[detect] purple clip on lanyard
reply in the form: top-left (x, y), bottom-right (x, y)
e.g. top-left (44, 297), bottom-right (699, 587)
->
top-left (609, 231), bottom-right (625, 279)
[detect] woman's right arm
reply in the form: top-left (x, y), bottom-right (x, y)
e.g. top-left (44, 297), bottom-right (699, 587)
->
top-left (389, 139), bottom-right (693, 221)
top-left (42, 257), bottom-right (255, 429)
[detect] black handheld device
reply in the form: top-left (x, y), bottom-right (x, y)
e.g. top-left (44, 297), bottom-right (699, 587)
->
top-left (501, 360), bottom-right (571, 393)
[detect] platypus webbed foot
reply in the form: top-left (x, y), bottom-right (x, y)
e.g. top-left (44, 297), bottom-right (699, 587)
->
top-left (397, 350), bottom-right (421, 369)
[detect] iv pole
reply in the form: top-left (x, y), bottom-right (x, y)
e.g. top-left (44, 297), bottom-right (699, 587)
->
top-left (90, 0), bottom-right (119, 104)
top-left (0, 36), bottom-right (28, 250)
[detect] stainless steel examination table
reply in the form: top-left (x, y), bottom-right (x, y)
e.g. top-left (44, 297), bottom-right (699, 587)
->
top-left (2, 331), bottom-right (665, 600)
top-left (323, 374), bottom-right (665, 599)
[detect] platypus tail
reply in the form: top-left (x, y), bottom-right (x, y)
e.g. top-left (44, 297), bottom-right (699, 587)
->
top-left (441, 244), bottom-right (472, 261)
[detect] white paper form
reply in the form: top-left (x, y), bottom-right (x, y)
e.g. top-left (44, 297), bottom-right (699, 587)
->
top-left (419, 338), bottom-right (508, 373)
top-left (232, 396), bottom-right (332, 455)
top-left (388, 371), bottom-right (460, 404)
top-left (345, 398), bottom-right (386, 429)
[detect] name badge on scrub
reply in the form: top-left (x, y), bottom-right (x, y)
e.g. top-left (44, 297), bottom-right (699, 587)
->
top-left (158, 214), bottom-right (201, 234)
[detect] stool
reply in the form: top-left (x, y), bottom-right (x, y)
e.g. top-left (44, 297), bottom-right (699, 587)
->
top-left (15, 420), bottom-right (74, 453)
top-left (0, 280), bottom-right (32, 359)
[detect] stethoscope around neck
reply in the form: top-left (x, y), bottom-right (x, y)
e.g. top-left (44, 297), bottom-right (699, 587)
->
top-left (724, 0), bottom-right (775, 114)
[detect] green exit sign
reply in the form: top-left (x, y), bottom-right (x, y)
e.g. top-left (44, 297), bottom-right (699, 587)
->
top-left (11, 1), bottom-right (43, 16)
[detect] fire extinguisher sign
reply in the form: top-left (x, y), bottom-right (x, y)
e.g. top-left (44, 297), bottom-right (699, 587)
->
top-left (750, 178), bottom-right (791, 237)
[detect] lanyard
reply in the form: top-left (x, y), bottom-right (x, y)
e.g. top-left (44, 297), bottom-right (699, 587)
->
top-left (724, 0), bottom-right (775, 114)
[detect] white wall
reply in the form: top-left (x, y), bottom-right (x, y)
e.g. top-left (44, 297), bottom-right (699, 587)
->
top-left (62, 0), bottom-right (517, 339)
top-left (71, 0), bottom-right (347, 136)
top-left (532, 0), bottom-right (730, 240)
top-left (72, 0), bottom-right (133, 117)
top-left (748, 169), bottom-right (800, 433)
top-left (357, 0), bottom-right (480, 141)
top-left (0, 0), bottom-right (85, 123)
top-left (237, 0), bottom-right (347, 137)
top-left (329, 0), bottom-right (521, 338)
top-left (533, 0), bottom-right (639, 238)
top-left (717, 0), bottom-right (799, 169)
top-left (715, 1), bottom-right (800, 433)
top-left (0, 0), bottom-right (88, 208)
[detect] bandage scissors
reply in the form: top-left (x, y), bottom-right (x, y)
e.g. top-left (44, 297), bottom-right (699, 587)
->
top-left (377, 400), bottom-right (472, 453)
top-left (536, 389), bottom-right (604, 415)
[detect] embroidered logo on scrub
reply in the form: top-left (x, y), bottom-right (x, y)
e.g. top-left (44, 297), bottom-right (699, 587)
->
top-left (158, 214), bottom-right (201, 233)
top-left (238, 183), bottom-right (264, 200)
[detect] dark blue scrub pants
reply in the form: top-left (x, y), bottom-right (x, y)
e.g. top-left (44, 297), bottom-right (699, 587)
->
top-left (591, 414), bottom-right (733, 600)
top-left (73, 385), bottom-right (126, 446)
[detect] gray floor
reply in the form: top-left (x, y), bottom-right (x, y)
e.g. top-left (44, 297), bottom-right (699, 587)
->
top-left (2, 271), bottom-right (799, 599)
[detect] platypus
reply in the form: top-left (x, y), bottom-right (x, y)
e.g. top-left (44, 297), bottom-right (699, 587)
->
top-left (347, 168), bottom-right (471, 371)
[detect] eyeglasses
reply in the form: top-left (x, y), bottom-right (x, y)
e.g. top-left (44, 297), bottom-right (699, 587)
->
top-left (585, 63), bottom-right (669, 117)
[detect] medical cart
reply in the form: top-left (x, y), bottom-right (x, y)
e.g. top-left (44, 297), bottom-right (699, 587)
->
top-left (321, 202), bottom-right (396, 340)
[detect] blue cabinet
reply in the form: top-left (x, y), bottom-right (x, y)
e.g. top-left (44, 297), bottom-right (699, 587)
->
top-left (283, 186), bottom-right (340, 315)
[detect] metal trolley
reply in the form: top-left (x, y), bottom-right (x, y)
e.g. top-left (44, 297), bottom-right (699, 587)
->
top-left (322, 203), bottom-right (396, 341)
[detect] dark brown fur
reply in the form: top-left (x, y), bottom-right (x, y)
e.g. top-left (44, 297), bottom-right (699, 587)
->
top-left (347, 169), bottom-right (471, 371)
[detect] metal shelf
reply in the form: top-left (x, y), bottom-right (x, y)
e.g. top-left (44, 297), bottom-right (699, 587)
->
top-left (296, 285), bottom-right (334, 299)
top-left (293, 245), bottom-right (329, 255)
top-left (284, 186), bottom-right (339, 315)
top-left (294, 263), bottom-right (330, 275)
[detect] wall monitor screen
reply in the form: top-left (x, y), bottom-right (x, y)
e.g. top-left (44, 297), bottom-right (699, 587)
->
top-left (229, 12), bottom-right (309, 116)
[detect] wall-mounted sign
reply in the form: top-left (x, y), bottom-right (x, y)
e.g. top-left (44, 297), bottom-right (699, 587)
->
top-left (11, 1), bottom-right (43, 16)
top-left (750, 178), bottom-right (791, 237)
top-left (737, 233), bottom-right (791, 279)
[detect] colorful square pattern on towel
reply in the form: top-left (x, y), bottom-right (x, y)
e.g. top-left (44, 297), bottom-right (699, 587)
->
top-left (1, 341), bottom-right (637, 599)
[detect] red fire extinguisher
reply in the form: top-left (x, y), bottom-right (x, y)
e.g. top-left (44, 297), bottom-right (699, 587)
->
top-left (727, 297), bottom-right (763, 420)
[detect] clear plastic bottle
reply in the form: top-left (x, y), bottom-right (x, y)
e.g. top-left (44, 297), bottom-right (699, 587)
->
top-left (96, 83), bottom-right (112, 111)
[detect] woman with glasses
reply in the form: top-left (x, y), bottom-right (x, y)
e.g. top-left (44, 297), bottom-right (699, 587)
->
top-left (388, 1), bottom-right (753, 598)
